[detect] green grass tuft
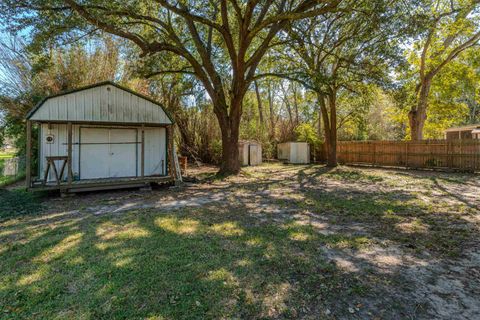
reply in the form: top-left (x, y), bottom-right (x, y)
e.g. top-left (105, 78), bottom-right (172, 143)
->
top-left (0, 189), bottom-right (45, 219)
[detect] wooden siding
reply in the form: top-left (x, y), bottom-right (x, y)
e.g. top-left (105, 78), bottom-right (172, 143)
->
top-left (30, 83), bottom-right (172, 124)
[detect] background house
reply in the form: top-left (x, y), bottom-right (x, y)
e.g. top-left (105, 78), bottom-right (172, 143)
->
top-left (445, 124), bottom-right (480, 140)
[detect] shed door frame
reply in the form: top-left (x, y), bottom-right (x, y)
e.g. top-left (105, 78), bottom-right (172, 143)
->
top-left (79, 126), bottom-right (139, 179)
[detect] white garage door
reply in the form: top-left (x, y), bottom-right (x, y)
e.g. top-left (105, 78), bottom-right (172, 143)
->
top-left (80, 127), bottom-right (137, 179)
top-left (144, 127), bottom-right (166, 175)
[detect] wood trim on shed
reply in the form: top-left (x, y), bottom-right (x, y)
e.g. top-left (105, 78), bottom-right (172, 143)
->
top-left (25, 120), bottom-right (32, 189)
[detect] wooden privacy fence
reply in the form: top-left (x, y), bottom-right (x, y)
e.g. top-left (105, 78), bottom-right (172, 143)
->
top-left (322, 140), bottom-right (480, 172)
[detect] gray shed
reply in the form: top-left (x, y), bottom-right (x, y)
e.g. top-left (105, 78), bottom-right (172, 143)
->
top-left (277, 142), bottom-right (310, 164)
top-left (238, 140), bottom-right (262, 166)
top-left (25, 81), bottom-right (178, 193)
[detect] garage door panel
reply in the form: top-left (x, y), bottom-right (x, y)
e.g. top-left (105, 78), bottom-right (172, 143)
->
top-left (80, 127), bottom-right (138, 179)
top-left (110, 128), bottom-right (137, 143)
top-left (144, 128), bottom-right (166, 175)
top-left (80, 144), bottom-right (109, 179)
top-left (110, 144), bottom-right (137, 177)
top-left (81, 128), bottom-right (110, 143)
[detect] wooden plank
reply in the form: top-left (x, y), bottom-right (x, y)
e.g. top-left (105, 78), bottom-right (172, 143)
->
top-left (67, 121), bottom-right (73, 185)
top-left (43, 161), bottom-right (50, 184)
top-left (30, 175), bottom-right (174, 192)
top-left (51, 159), bottom-right (60, 185)
top-left (166, 125), bottom-right (175, 179)
top-left (26, 120), bottom-right (32, 189)
top-left (67, 183), bottom-right (148, 193)
top-left (141, 124), bottom-right (145, 178)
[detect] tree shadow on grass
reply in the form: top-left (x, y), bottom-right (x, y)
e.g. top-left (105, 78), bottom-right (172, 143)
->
top-left (0, 164), bottom-right (479, 319)
top-left (0, 207), bottom-right (375, 319)
top-left (294, 166), bottom-right (478, 255)
top-left (430, 178), bottom-right (479, 211)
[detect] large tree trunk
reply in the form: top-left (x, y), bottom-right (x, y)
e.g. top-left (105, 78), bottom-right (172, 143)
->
top-left (409, 78), bottom-right (432, 141)
top-left (219, 127), bottom-right (240, 175)
top-left (317, 99), bottom-right (322, 137)
top-left (216, 98), bottom-right (242, 175)
top-left (319, 91), bottom-right (338, 167)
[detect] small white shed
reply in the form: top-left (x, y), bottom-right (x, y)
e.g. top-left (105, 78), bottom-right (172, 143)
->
top-left (25, 81), bottom-right (178, 192)
top-left (277, 142), bottom-right (310, 164)
top-left (238, 140), bottom-right (262, 166)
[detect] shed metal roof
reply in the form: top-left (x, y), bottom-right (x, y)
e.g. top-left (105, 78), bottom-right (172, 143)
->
top-left (26, 81), bottom-right (174, 125)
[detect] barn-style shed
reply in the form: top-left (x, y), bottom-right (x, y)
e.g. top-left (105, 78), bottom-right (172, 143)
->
top-left (25, 81), bottom-right (178, 193)
top-left (238, 140), bottom-right (262, 166)
top-left (277, 142), bottom-right (310, 164)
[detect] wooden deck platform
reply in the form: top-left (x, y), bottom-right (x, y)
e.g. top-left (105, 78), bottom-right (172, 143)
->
top-left (29, 175), bottom-right (174, 193)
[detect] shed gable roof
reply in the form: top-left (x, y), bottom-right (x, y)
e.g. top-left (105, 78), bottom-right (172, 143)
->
top-left (26, 81), bottom-right (174, 125)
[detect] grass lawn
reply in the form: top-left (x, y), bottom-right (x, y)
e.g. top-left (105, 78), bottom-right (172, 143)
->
top-left (0, 164), bottom-right (479, 319)
top-left (0, 152), bottom-right (15, 159)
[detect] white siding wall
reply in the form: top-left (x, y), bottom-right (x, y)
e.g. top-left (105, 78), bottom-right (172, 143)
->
top-left (239, 143), bottom-right (249, 166)
top-left (277, 142), bottom-right (310, 164)
top-left (31, 84), bottom-right (172, 125)
top-left (249, 144), bottom-right (262, 166)
top-left (39, 124), bottom-right (167, 181)
top-left (290, 142), bottom-right (310, 164)
top-left (238, 142), bottom-right (262, 166)
top-left (39, 124), bottom-right (80, 181)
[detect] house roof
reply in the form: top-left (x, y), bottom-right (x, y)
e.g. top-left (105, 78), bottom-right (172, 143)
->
top-left (26, 81), bottom-right (174, 124)
top-left (444, 124), bottom-right (480, 132)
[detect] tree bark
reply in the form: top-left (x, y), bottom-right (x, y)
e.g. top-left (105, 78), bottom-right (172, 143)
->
top-left (317, 95), bottom-right (322, 137)
top-left (319, 91), bottom-right (338, 167)
top-left (254, 81), bottom-right (264, 125)
top-left (267, 82), bottom-right (276, 141)
top-left (292, 84), bottom-right (299, 125)
top-left (409, 77), bottom-right (432, 141)
top-left (219, 128), bottom-right (240, 175)
top-left (215, 97), bottom-right (242, 175)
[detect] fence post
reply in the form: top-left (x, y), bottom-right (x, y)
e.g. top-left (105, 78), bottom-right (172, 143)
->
top-left (405, 142), bottom-right (408, 168)
top-left (445, 141), bottom-right (449, 169)
top-left (476, 140), bottom-right (480, 171)
top-left (460, 139), bottom-right (463, 170)
top-left (25, 120), bottom-right (32, 189)
top-left (67, 122), bottom-right (73, 186)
